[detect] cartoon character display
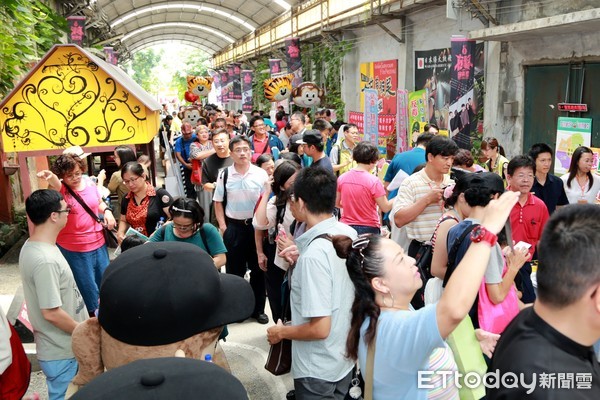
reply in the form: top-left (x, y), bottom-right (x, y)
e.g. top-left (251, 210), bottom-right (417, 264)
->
top-left (68, 242), bottom-right (254, 393)
top-left (185, 76), bottom-right (213, 102)
top-left (181, 105), bottom-right (203, 126)
top-left (263, 74), bottom-right (294, 102)
top-left (292, 82), bottom-right (324, 107)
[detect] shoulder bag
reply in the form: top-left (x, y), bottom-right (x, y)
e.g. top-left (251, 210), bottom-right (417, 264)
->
top-left (264, 233), bottom-right (331, 376)
top-left (64, 184), bottom-right (118, 249)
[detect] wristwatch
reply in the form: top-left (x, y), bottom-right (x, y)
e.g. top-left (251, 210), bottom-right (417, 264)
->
top-left (470, 226), bottom-right (497, 247)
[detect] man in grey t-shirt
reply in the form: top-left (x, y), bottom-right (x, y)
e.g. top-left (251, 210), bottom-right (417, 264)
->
top-left (20, 189), bottom-right (88, 399)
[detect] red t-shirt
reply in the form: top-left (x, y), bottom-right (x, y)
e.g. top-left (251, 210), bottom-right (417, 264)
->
top-left (251, 136), bottom-right (271, 163)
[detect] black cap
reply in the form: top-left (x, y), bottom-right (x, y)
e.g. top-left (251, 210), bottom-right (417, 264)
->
top-left (98, 242), bottom-right (255, 346)
top-left (297, 129), bottom-right (323, 145)
top-left (71, 358), bottom-right (248, 400)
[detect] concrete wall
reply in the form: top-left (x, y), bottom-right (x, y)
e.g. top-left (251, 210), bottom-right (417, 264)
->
top-left (484, 4), bottom-right (600, 156)
top-left (341, 4), bottom-right (484, 116)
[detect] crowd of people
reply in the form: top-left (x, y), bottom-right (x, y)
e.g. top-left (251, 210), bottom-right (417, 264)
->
top-left (7, 104), bottom-right (600, 400)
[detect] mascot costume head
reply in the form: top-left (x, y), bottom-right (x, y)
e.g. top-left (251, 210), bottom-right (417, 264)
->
top-left (185, 76), bottom-right (213, 103)
top-left (263, 74), bottom-right (294, 102)
top-left (69, 242), bottom-right (254, 392)
top-left (292, 82), bottom-right (324, 108)
top-left (180, 105), bottom-right (203, 126)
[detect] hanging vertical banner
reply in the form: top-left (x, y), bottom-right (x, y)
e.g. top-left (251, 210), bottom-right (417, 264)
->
top-left (269, 59), bottom-right (282, 76)
top-left (231, 63), bottom-right (242, 100)
top-left (359, 60), bottom-right (398, 115)
top-left (241, 70), bottom-right (254, 112)
top-left (285, 37), bottom-right (303, 88)
top-left (554, 117), bottom-right (592, 175)
top-left (396, 89), bottom-right (409, 153)
top-left (408, 90), bottom-right (428, 147)
top-left (208, 70), bottom-right (222, 104)
top-left (67, 16), bottom-right (86, 46)
top-left (220, 70), bottom-right (229, 102)
top-left (103, 47), bottom-right (117, 65)
top-left (449, 37), bottom-right (476, 149)
top-left (226, 65), bottom-right (235, 103)
top-left (364, 89), bottom-right (379, 150)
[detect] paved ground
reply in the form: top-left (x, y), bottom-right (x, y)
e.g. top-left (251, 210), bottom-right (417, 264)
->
top-left (0, 237), bottom-right (293, 399)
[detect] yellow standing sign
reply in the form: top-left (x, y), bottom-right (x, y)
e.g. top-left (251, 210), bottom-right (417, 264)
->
top-left (0, 44), bottom-right (160, 153)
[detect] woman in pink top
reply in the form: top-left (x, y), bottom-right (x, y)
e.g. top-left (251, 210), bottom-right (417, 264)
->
top-left (37, 154), bottom-right (115, 315)
top-left (336, 142), bottom-right (393, 234)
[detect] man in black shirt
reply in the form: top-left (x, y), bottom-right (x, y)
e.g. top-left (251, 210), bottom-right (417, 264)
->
top-left (298, 129), bottom-right (334, 174)
top-left (488, 204), bottom-right (600, 399)
top-left (201, 130), bottom-right (233, 224)
top-left (528, 143), bottom-right (569, 214)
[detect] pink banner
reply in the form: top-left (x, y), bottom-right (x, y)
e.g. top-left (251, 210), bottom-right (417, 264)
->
top-left (396, 89), bottom-right (409, 153)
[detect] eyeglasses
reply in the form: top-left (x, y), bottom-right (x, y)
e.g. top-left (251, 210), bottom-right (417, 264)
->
top-left (123, 176), bottom-right (142, 185)
top-left (56, 207), bottom-right (71, 214)
top-left (253, 123), bottom-right (266, 128)
top-left (173, 222), bottom-right (195, 232)
top-left (232, 147), bottom-right (251, 154)
top-left (64, 172), bottom-right (83, 179)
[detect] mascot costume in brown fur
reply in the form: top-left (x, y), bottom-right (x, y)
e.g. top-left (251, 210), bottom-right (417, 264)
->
top-left (68, 242), bottom-right (254, 394)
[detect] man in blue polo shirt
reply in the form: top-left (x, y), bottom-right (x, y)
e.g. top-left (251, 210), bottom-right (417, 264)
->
top-left (528, 143), bottom-right (568, 214)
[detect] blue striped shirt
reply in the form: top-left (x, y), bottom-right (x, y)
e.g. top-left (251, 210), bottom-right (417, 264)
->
top-left (213, 164), bottom-right (268, 219)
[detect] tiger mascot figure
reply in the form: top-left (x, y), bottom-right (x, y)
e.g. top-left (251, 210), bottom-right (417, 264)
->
top-left (263, 74), bottom-right (294, 102)
top-left (185, 76), bottom-right (213, 103)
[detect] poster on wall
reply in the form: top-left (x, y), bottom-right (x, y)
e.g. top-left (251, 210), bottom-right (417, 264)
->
top-left (359, 60), bottom-right (398, 115)
top-left (415, 48), bottom-right (451, 130)
top-left (554, 117), bottom-right (592, 175)
top-left (415, 43), bottom-right (484, 151)
top-left (396, 89), bottom-right (409, 153)
top-left (407, 90), bottom-right (428, 147)
top-left (591, 147), bottom-right (600, 173)
top-left (241, 70), bottom-right (254, 112)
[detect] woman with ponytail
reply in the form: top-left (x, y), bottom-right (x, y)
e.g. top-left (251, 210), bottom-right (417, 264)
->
top-left (331, 190), bottom-right (520, 399)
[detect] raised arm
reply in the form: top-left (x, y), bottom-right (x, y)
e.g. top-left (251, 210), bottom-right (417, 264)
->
top-left (436, 191), bottom-right (519, 339)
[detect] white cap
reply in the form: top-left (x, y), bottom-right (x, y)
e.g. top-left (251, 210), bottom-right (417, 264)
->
top-left (63, 145), bottom-right (91, 159)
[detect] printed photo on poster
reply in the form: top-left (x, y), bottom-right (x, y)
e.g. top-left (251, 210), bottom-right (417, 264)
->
top-left (448, 89), bottom-right (475, 150)
top-left (415, 48), bottom-right (451, 130)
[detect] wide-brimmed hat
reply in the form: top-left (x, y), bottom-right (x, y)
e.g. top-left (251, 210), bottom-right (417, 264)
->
top-left (62, 145), bottom-right (91, 159)
top-left (70, 358), bottom-right (248, 400)
top-left (98, 242), bottom-right (255, 346)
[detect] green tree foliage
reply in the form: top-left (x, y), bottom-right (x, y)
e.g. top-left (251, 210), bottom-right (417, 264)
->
top-left (308, 40), bottom-right (353, 118)
top-left (171, 51), bottom-right (211, 99)
top-left (129, 48), bottom-right (163, 94)
top-left (251, 57), bottom-right (271, 112)
top-left (0, 0), bottom-right (67, 97)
